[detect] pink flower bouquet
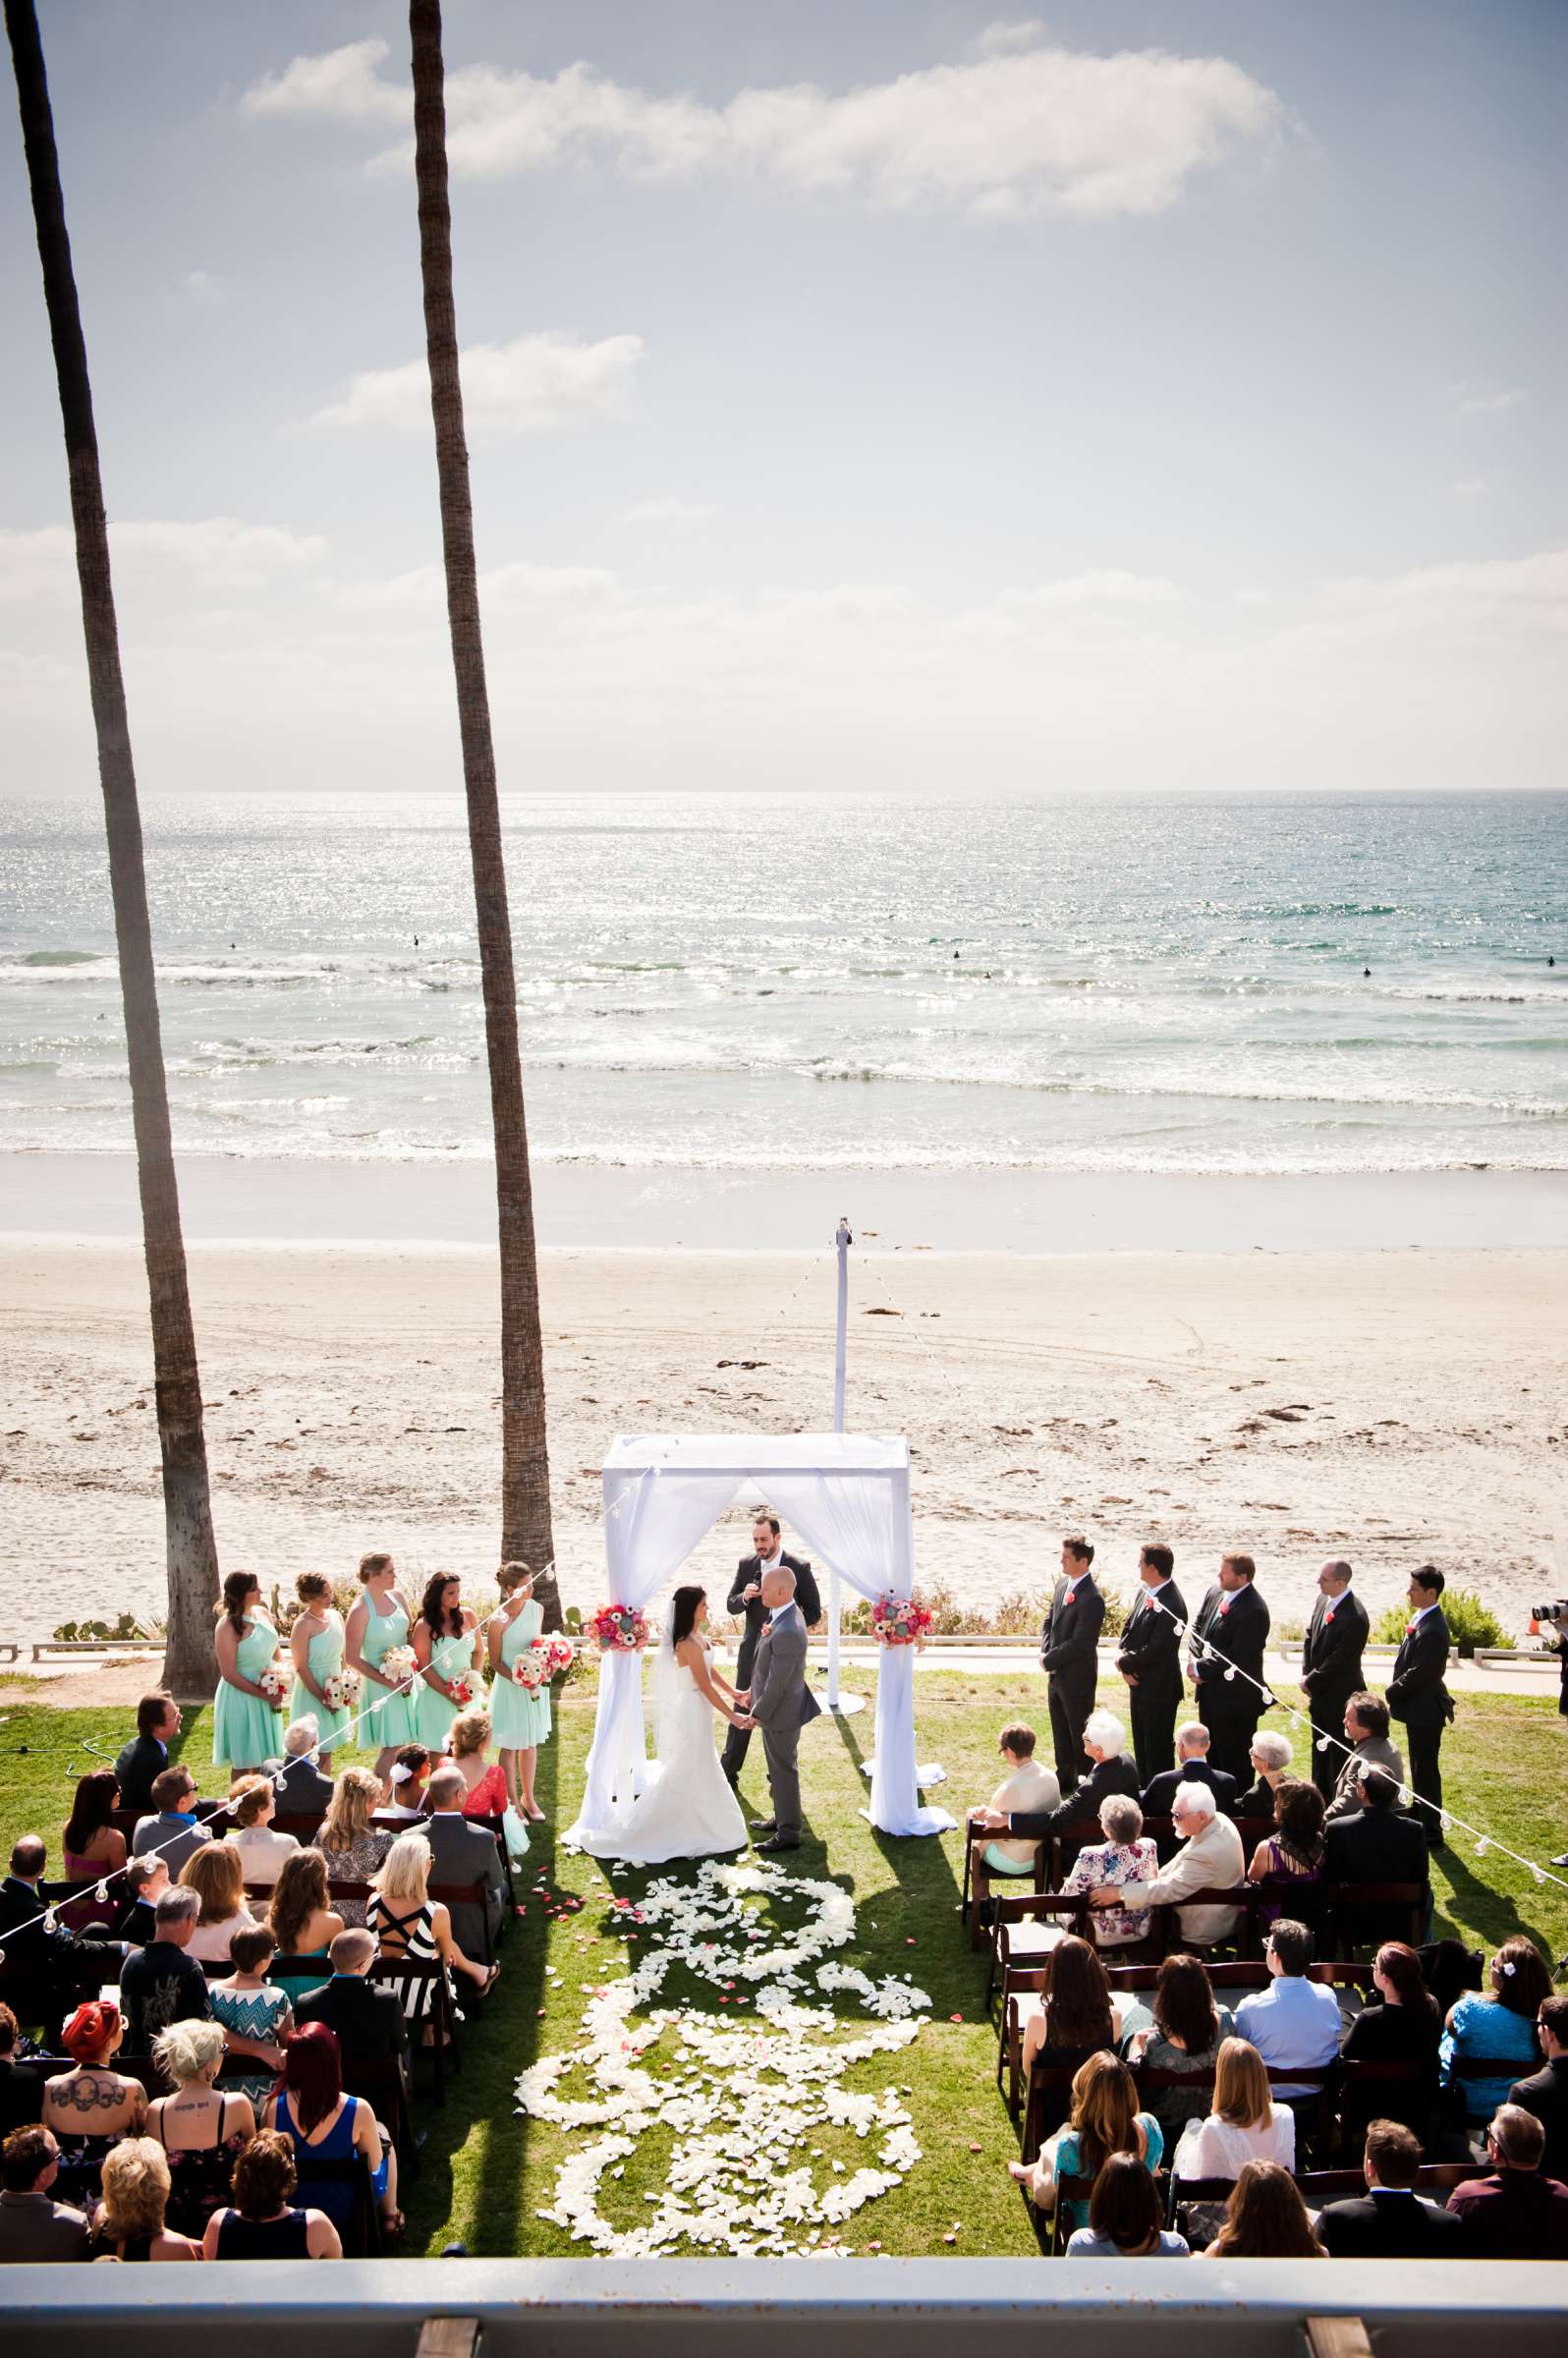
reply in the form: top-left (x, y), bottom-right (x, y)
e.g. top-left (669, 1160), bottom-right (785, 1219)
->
top-left (869, 1596), bottom-right (933, 1649)
top-left (511, 1650), bottom-right (548, 1692)
top-left (589, 1604), bottom-right (650, 1654)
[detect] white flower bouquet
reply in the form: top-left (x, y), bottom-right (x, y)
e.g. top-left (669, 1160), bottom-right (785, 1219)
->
top-left (379, 1644), bottom-right (417, 1690)
top-left (257, 1656), bottom-right (289, 1709)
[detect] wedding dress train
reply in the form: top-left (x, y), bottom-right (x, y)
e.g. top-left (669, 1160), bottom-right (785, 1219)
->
top-left (577, 1638), bottom-right (748, 1865)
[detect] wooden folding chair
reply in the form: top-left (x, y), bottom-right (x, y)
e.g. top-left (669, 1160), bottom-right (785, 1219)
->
top-left (1320, 1881), bottom-right (1428, 1957)
top-left (370, 1957), bottom-right (455, 2105)
top-left (987, 1891), bottom-right (1094, 2013)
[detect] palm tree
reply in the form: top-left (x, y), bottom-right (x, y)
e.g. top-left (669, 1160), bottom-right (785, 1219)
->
top-left (408, 0), bottom-right (559, 1621)
top-left (7, 0), bottom-right (221, 1694)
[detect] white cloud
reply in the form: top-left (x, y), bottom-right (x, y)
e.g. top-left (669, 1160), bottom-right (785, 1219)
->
top-left (1450, 477), bottom-right (1490, 499)
top-left (1453, 384), bottom-right (1527, 418)
top-left (0, 517), bottom-right (325, 599)
top-left (243, 36), bottom-right (1285, 220)
top-left (1014, 568), bottom-right (1180, 608)
top-left (620, 496), bottom-right (714, 526)
top-left (307, 329), bottom-right (644, 436)
top-left (185, 268), bottom-right (225, 305)
top-left (972, 21), bottom-right (1046, 58)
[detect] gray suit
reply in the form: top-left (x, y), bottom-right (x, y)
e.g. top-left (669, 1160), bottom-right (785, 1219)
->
top-left (747, 1601), bottom-right (821, 1843)
top-left (1324, 1732), bottom-right (1404, 1823)
top-left (416, 1813), bottom-right (505, 1962)
top-left (130, 1811), bottom-right (208, 1879)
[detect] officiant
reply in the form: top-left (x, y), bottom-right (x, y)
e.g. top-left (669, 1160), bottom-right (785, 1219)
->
top-left (722, 1508), bottom-right (820, 1788)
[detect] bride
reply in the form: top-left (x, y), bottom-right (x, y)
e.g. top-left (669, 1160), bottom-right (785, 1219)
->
top-left (581, 1585), bottom-right (751, 1865)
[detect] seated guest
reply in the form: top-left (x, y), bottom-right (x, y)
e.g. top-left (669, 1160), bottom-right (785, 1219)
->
top-left (1448, 2104), bottom-right (1568, 2259)
top-left (0, 2124), bottom-right (91, 2263)
top-left (262, 2019), bottom-right (401, 2239)
top-left (121, 1885), bottom-right (211, 2049)
top-left (147, 2018), bottom-right (255, 2238)
top-left (113, 1852), bottom-right (169, 1947)
top-left (265, 1851), bottom-right (345, 2004)
top-left (60, 1768), bottom-right (127, 1925)
top-left (228, 1774), bottom-right (301, 1887)
top-left (114, 1692), bottom-right (184, 1818)
top-left (1108, 1783), bottom-right (1244, 1947)
top-left (42, 2000), bottom-right (146, 2202)
top-left (1142, 1723), bottom-right (1240, 1822)
top-left (1065, 2152), bottom-right (1190, 2259)
top-left (313, 1768), bottom-right (394, 1927)
top-left (966, 1722), bottom-right (1059, 1933)
top-left (1246, 1778), bottom-right (1325, 1929)
top-left (1201, 2159), bottom-right (1324, 2258)
top-left (91, 2135), bottom-right (203, 2262)
top-left (446, 1709), bottom-right (510, 1818)
top-left (268, 1718), bottom-right (335, 1818)
top-left (1009, 2051), bottom-right (1163, 2227)
top-left (416, 1768), bottom-right (506, 1963)
top-left (1317, 2117), bottom-right (1463, 2257)
top-left (0, 2003), bottom-right (41, 2138)
top-left (208, 1927), bottom-right (294, 2105)
top-left (0, 1833), bottom-right (124, 2043)
top-left (132, 1765), bottom-right (209, 1881)
top-left (367, 1836), bottom-right (496, 2028)
top-left (295, 1929), bottom-right (411, 2092)
top-left (1234, 1729), bottom-right (1294, 1820)
top-left (1233, 1919), bottom-right (1341, 2101)
top-left (976, 1711), bottom-right (1141, 1852)
top-left (179, 1838), bottom-right (261, 1964)
top-left (1442, 1937), bottom-right (1552, 2130)
top-left (1173, 2037), bottom-right (1297, 2221)
top-left (1324, 1693), bottom-right (1404, 1824)
top-left (1127, 1953), bottom-right (1233, 2141)
top-left (379, 1745), bottom-right (432, 1821)
top-left (1340, 1939), bottom-right (1441, 2145)
top-left (1014, 1932), bottom-right (1127, 2080)
top-left (203, 2125), bottom-right (342, 2260)
top-left (1060, 1794), bottom-right (1158, 1947)
top-left (1322, 1760), bottom-right (1429, 1944)
top-left (1509, 1992), bottom-right (1568, 2182)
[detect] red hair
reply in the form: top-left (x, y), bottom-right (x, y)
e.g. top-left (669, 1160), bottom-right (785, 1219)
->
top-left (60, 1999), bottom-right (120, 2062)
top-left (281, 2019), bottom-right (343, 2135)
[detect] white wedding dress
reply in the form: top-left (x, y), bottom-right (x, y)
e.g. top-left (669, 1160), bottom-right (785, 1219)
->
top-left (580, 1635), bottom-right (748, 1866)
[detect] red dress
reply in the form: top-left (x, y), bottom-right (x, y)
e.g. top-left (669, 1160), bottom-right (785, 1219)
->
top-left (461, 1764), bottom-right (508, 1819)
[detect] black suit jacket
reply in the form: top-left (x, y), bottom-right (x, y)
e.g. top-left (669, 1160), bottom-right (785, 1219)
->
top-left (1008, 1752), bottom-right (1142, 1841)
top-left (1317, 2189), bottom-right (1463, 2258)
top-left (296, 1975), bottom-right (410, 2070)
top-left (0, 1876), bottom-right (116, 1988)
top-left (1039, 1574), bottom-right (1104, 1696)
top-left (1387, 1609), bottom-right (1454, 1727)
top-left (1300, 1590), bottom-right (1369, 1707)
top-left (1140, 1760), bottom-right (1239, 1819)
top-left (112, 1733), bottom-right (169, 1817)
top-left (1323, 1806), bottom-right (1429, 1888)
top-left (1190, 1582), bottom-right (1270, 1713)
top-left (727, 1553), bottom-right (821, 1681)
top-left (1115, 1581), bottom-right (1186, 1702)
top-left (1508, 2057), bottom-right (1568, 2184)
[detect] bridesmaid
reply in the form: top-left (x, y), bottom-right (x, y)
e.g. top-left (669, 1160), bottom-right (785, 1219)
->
top-left (289, 1573), bottom-right (351, 1772)
top-left (487, 1561), bottom-right (550, 1821)
top-left (345, 1549), bottom-right (417, 1779)
top-left (213, 1572), bottom-right (285, 1773)
top-left (412, 1572), bottom-right (481, 1754)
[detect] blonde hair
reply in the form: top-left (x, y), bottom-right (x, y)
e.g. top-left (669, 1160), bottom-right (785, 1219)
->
top-left (448, 1709), bottom-right (492, 1760)
top-left (373, 1833), bottom-right (432, 1906)
top-left (295, 1571), bottom-right (333, 1607)
top-left (229, 1775), bottom-right (274, 1831)
top-left (97, 2137), bottom-right (172, 2242)
top-left (151, 2018), bottom-right (226, 2087)
top-left (178, 1838), bottom-right (246, 1926)
top-left (318, 1767), bottom-right (382, 1854)
top-left (1067, 2051), bottom-right (1140, 2179)
top-left (1213, 2036), bottom-right (1272, 2129)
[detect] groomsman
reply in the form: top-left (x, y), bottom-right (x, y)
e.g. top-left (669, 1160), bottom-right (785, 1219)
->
top-left (722, 1509), bottom-right (820, 1789)
top-left (1189, 1552), bottom-right (1272, 1787)
top-left (1039, 1537), bottom-right (1105, 1793)
top-left (1299, 1560), bottom-right (1370, 1800)
top-left (1114, 1543), bottom-right (1187, 1783)
top-left (1385, 1564), bottom-right (1454, 1848)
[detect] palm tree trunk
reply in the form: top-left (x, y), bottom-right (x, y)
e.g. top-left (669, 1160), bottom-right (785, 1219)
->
top-left (408, 0), bottom-right (559, 1624)
top-left (7, 0), bottom-right (220, 1694)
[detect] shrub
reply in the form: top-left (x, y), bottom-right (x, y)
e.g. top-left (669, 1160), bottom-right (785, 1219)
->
top-left (1372, 1587), bottom-right (1512, 1657)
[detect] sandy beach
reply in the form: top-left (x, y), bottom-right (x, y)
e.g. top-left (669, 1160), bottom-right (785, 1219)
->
top-left (2, 1235), bottom-right (1563, 1656)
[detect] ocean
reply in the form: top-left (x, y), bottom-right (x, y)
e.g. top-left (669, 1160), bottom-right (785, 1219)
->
top-left (2, 789), bottom-right (1565, 1185)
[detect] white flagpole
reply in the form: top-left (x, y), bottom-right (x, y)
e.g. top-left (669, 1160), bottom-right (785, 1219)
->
top-left (825, 1215), bottom-right (864, 1714)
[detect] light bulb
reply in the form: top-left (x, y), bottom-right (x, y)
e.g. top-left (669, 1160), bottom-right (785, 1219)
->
top-left (95, 1881), bottom-right (110, 1904)
top-left (1532, 1866), bottom-right (1545, 1886)
top-left (1224, 1665), bottom-right (1237, 1683)
top-left (1398, 1787), bottom-right (1413, 1808)
top-left (42, 1908), bottom-right (58, 1934)
top-left (1476, 1838), bottom-right (1490, 1857)
top-left (1315, 1736), bottom-right (1331, 1753)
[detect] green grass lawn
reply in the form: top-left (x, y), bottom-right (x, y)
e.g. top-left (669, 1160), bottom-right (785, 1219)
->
top-left (1, 1670), bottom-right (1562, 2258)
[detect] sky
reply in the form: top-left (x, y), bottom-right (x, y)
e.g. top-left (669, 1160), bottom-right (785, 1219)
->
top-left (2, 0), bottom-right (1565, 796)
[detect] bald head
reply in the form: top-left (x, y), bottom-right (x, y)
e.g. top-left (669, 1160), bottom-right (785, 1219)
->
top-left (760, 1565), bottom-right (796, 1611)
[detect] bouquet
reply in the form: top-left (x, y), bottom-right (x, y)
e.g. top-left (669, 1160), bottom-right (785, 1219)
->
top-left (257, 1656), bottom-right (290, 1709)
top-left (870, 1595), bottom-right (933, 1649)
top-left (323, 1669), bottom-right (361, 1713)
top-left (380, 1644), bottom-right (417, 1691)
top-left (446, 1673), bottom-right (476, 1711)
top-left (589, 1604), bottom-right (650, 1655)
top-left (538, 1634), bottom-right (576, 1680)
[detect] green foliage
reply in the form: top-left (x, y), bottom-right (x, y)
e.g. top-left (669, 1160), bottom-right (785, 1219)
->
top-left (1373, 1587), bottom-right (1513, 1657)
top-left (50, 1612), bottom-right (154, 1645)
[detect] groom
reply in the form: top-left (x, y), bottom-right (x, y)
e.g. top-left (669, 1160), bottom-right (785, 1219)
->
top-left (735, 1564), bottom-right (820, 1853)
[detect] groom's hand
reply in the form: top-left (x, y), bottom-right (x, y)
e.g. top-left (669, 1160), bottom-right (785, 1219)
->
top-left (733, 1690), bottom-right (751, 1707)
top-left (732, 1714), bottom-right (755, 1730)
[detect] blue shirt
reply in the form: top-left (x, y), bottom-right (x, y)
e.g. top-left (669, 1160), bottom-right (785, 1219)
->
top-left (1233, 1976), bottom-right (1343, 2096)
top-left (1066, 2226), bottom-right (1190, 2259)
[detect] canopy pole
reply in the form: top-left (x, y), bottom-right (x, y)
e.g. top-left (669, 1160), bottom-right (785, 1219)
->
top-left (823, 1215), bottom-right (864, 1714)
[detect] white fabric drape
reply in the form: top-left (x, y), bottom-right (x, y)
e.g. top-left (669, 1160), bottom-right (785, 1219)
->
top-left (567, 1434), bottom-right (953, 1843)
top-left (565, 1466), bottom-right (725, 1850)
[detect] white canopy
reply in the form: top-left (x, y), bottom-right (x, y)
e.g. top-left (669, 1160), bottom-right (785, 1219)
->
top-left (565, 1432), bottom-right (954, 1845)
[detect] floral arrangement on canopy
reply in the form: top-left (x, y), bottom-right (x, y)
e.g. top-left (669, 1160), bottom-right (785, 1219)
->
top-left (322, 1669), bottom-right (361, 1712)
top-left (590, 1604), bottom-right (651, 1655)
top-left (870, 1595), bottom-right (933, 1649)
top-left (380, 1644), bottom-right (418, 1690)
top-left (257, 1657), bottom-right (290, 1709)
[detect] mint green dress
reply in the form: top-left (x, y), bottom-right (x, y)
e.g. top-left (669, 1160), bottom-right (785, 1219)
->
top-left (289, 1616), bottom-right (351, 1753)
top-left (360, 1595), bottom-right (417, 1748)
top-left (491, 1600), bottom-right (551, 1748)
top-left (212, 1612), bottom-right (285, 1769)
top-left (414, 1627), bottom-right (477, 1751)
